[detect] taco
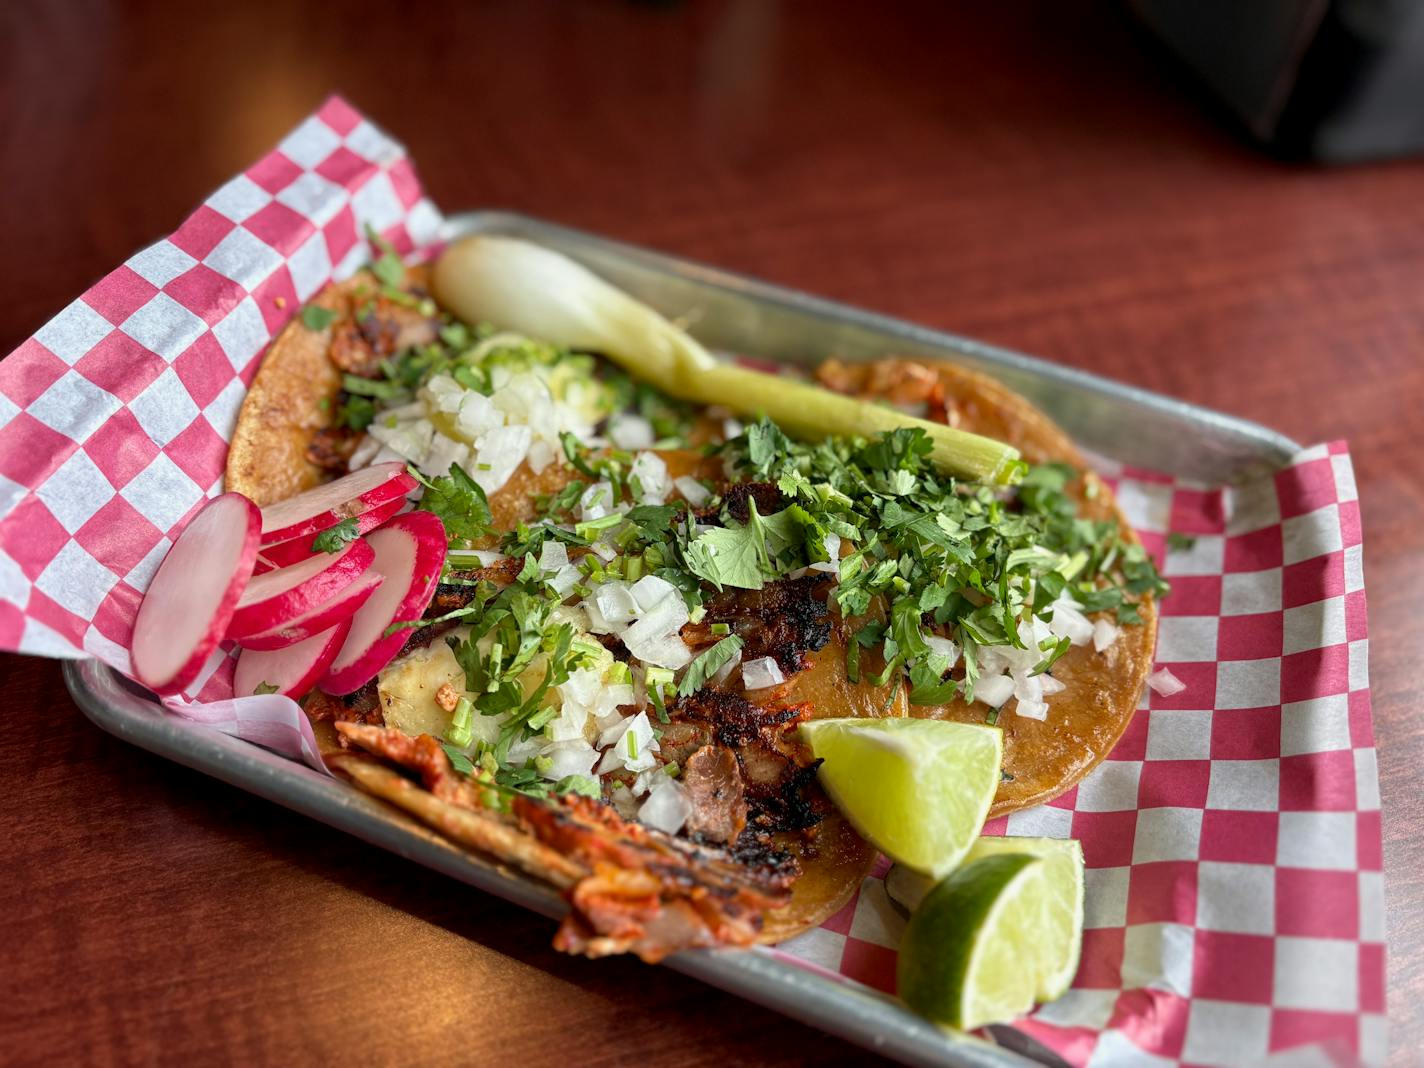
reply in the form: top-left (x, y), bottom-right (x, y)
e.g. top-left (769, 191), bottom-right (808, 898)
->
top-left (222, 238), bottom-right (1161, 960)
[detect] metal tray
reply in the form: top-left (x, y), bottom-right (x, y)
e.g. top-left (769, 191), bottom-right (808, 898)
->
top-left (66, 211), bottom-right (1304, 1068)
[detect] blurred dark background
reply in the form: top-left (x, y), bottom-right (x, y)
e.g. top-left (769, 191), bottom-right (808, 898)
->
top-left (1, 3), bottom-right (1420, 1066)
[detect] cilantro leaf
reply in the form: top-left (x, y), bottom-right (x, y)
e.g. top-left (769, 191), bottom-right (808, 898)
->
top-left (441, 742), bottom-right (475, 775)
top-left (623, 504), bottom-right (679, 539)
top-left (311, 517), bottom-right (360, 553)
top-left (253, 681), bottom-right (280, 696)
top-left (684, 524), bottom-right (765, 590)
top-left (300, 305), bottom-right (336, 331)
top-left (416, 463), bottom-right (492, 544)
top-left (366, 225), bottom-right (405, 288)
top-left (554, 774), bottom-right (601, 799)
top-left (677, 635), bottom-right (745, 698)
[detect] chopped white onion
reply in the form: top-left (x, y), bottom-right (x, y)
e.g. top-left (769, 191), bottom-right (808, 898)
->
top-left (638, 778), bottom-right (692, 835)
top-left (723, 417), bottom-right (744, 439)
top-left (610, 784), bottom-right (639, 819)
top-left (471, 424), bottom-right (532, 493)
top-left (742, 656), bottom-right (786, 691)
top-left (608, 413), bottom-right (655, 450)
top-left (1013, 671), bottom-right (1044, 705)
top-left (505, 736), bottom-right (542, 765)
top-left (453, 391), bottom-right (504, 440)
top-left (1093, 618), bottom-right (1121, 653)
top-left (346, 435), bottom-right (385, 470)
top-left (1039, 673), bottom-right (1067, 696)
top-left (710, 645), bottom-right (742, 686)
top-left (578, 481), bottom-right (614, 522)
top-left (923, 635), bottom-right (960, 669)
top-left (628, 574), bottom-right (678, 613)
top-left (1015, 698), bottom-right (1048, 721)
top-left (526, 438), bottom-right (556, 473)
top-left (975, 674), bottom-right (1016, 708)
top-left (418, 433), bottom-right (471, 478)
top-left (538, 539), bottom-right (569, 573)
top-left (367, 417), bottom-right (435, 464)
top-left (673, 475), bottom-right (711, 508)
top-left (1048, 597), bottom-right (1095, 646)
top-left (596, 711), bottom-right (659, 774)
top-left (550, 564), bottom-right (582, 597)
top-left (1147, 668), bottom-right (1186, 696)
top-left (592, 582), bottom-right (639, 626)
top-left (630, 451), bottom-right (671, 504)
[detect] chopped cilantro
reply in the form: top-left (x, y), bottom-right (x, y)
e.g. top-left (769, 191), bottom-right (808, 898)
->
top-left (413, 463), bottom-right (493, 545)
top-left (677, 635), bottom-right (745, 698)
top-left (253, 682), bottom-right (280, 696)
top-left (1167, 532), bottom-right (1197, 552)
top-left (441, 742), bottom-right (475, 775)
top-left (311, 517), bottom-right (360, 553)
top-left (300, 304), bottom-right (336, 331)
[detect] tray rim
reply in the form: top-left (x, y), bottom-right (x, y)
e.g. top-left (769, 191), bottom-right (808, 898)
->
top-left (64, 209), bottom-right (1309, 1068)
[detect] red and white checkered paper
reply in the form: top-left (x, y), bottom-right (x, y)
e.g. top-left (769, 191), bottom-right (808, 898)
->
top-left (0, 100), bottom-right (1385, 1067)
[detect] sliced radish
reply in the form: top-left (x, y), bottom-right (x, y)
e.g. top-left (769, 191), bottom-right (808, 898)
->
top-left (226, 539), bottom-right (374, 640)
top-left (321, 511), bottom-right (446, 695)
top-left (238, 569), bottom-right (385, 651)
top-left (234, 619), bottom-right (351, 698)
top-left (258, 461), bottom-right (416, 545)
top-left (131, 493), bottom-right (260, 695)
top-left (260, 495), bottom-right (407, 567)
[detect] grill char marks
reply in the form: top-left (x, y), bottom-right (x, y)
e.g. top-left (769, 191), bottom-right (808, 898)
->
top-left (717, 481), bottom-right (787, 523)
top-left (673, 689), bottom-right (804, 748)
top-left (702, 574), bottom-right (833, 675)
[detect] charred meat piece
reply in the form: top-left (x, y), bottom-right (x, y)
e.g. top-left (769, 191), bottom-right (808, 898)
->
top-left (744, 759), bottom-right (826, 834)
top-left (329, 290), bottom-right (440, 377)
top-left (335, 722), bottom-right (486, 809)
top-left (699, 575), bottom-right (832, 675)
top-left (717, 481), bottom-right (787, 523)
top-left (305, 426), bottom-right (361, 472)
top-left (305, 681), bottom-right (383, 728)
top-left (673, 690), bottom-right (807, 749)
top-left (512, 793), bottom-right (792, 962)
top-left (681, 745), bottom-right (747, 845)
top-left (334, 725), bottom-right (792, 963)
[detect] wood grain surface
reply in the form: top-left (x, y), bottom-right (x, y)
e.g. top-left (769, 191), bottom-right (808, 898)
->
top-left (2, 2), bottom-right (1420, 1065)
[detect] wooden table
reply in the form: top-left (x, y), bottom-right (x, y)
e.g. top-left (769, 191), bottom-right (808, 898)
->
top-left (2, 2), bottom-right (1419, 1064)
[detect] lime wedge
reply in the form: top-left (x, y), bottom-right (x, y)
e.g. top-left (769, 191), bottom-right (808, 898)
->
top-left (799, 718), bottom-right (1002, 878)
top-left (964, 836), bottom-right (1084, 1001)
top-left (898, 853), bottom-right (1047, 1030)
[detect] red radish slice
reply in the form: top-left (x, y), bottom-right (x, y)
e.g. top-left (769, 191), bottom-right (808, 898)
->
top-left (260, 495), bottom-right (407, 567)
top-left (258, 462), bottom-right (416, 546)
top-left (238, 569), bottom-right (384, 651)
top-left (131, 493), bottom-right (260, 695)
top-left (226, 539), bottom-right (374, 640)
top-left (321, 511), bottom-right (446, 695)
top-left (234, 619), bottom-right (351, 699)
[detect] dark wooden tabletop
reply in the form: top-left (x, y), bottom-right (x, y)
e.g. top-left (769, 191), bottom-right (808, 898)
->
top-left (3, 2), bottom-right (1420, 1065)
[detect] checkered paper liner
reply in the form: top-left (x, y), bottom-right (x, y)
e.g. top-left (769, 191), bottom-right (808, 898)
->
top-left (0, 101), bottom-right (1385, 1067)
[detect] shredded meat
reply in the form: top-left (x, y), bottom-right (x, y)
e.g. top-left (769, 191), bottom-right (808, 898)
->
top-left (305, 426), bottom-right (360, 472)
top-left (335, 723), bottom-right (486, 809)
top-left (304, 681), bottom-right (383, 728)
top-left (717, 481), bottom-right (787, 523)
top-left (696, 575), bottom-right (833, 675)
top-left (513, 793), bottom-right (791, 962)
top-left (674, 690), bottom-right (806, 749)
top-left (328, 291), bottom-right (440, 377)
top-left (681, 745), bottom-right (747, 844)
